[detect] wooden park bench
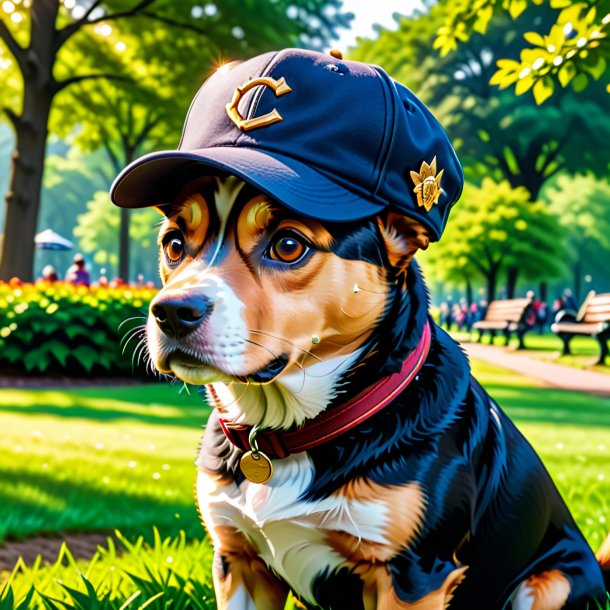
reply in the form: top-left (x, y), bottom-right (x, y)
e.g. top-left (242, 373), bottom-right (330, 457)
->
top-left (473, 297), bottom-right (534, 349)
top-left (551, 291), bottom-right (610, 365)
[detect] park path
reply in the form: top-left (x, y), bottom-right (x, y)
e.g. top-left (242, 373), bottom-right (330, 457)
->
top-left (462, 341), bottom-right (610, 397)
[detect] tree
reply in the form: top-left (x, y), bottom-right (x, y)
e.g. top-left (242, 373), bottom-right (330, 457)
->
top-left (349, 3), bottom-right (610, 202)
top-left (546, 174), bottom-right (610, 300)
top-left (74, 190), bottom-right (158, 280)
top-left (0, 0), bottom-right (352, 281)
top-left (422, 178), bottom-right (565, 302)
top-left (436, 0), bottom-right (610, 102)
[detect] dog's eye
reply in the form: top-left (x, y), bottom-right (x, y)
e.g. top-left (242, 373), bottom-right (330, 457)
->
top-left (164, 237), bottom-right (184, 266)
top-left (267, 232), bottom-right (308, 264)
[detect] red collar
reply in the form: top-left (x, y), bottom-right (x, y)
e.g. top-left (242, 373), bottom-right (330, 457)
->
top-left (219, 321), bottom-right (431, 460)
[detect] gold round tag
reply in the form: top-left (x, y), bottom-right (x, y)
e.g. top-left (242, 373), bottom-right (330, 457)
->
top-left (240, 451), bottom-right (274, 484)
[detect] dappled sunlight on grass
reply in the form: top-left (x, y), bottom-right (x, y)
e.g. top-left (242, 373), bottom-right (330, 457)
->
top-left (0, 385), bottom-right (209, 543)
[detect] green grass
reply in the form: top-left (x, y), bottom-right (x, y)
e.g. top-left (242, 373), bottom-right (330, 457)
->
top-left (1, 365), bottom-right (609, 608)
top-left (1, 530), bottom-right (216, 610)
top-left (0, 384), bottom-right (209, 544)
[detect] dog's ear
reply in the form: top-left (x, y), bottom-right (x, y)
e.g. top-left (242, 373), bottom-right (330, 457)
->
top-left (377, 212), bottom-right (430, 274)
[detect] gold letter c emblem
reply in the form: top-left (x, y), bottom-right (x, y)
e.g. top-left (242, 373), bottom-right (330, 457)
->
top-left (225, 76), bottom-right (292, 132)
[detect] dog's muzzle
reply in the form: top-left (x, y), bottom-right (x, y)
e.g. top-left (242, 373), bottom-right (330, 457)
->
top-left (151, 294), bottom-right (213, 339)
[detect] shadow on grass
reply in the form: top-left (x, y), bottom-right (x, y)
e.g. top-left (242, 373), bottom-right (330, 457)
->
top-left (0, 466), bottom-right (202, 544)
top-left (0, 385), bottom-right (210, 428)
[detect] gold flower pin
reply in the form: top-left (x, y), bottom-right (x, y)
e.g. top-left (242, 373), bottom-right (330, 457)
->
top-left (410, 156), bottom-right (444, 212)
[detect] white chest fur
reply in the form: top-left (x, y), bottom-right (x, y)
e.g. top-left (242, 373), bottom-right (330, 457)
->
top-left (196, 452), bottom-right (391, 605)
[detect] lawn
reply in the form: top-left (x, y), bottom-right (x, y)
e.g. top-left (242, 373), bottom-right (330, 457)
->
top-left (1, 361), bottom-right (609, 608)
top-left (0, 384), bottom-right (208, 544)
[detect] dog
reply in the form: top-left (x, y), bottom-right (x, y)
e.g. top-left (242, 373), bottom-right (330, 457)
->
top-left (110, 49), bottom-right (610, 609)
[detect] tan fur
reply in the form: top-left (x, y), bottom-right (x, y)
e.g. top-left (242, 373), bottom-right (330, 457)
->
top-left (153, 177), bottom-right (469, 609)
top-left (355, 563), bottom-right (467, 610)
top-left (328, 480), bottom-right (426, 562)
top-left (596, 532), bottom-right (610, 567)
top-left (522, 570), bottom-right (571, 610)
top-left (378, 213), bottom-right (430, 274)
top-left (207, 525), bottom-right (288, 610)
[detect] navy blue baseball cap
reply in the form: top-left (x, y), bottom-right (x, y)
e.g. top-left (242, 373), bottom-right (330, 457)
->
top-left (110, 48), bottom-right (463, 241)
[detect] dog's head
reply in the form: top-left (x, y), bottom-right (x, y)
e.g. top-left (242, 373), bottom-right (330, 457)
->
top-left (146, 173), bottom-right (430, 427)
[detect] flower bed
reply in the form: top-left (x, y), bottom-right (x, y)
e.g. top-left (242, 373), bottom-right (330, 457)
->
top-left (0, 281), bottom-right (157, 377)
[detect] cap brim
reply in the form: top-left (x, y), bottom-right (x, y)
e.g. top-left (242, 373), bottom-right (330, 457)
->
top-left (110, 146), bottom-right (386, 222)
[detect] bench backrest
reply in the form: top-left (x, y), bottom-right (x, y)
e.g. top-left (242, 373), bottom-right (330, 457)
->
top-left (582, 293), bottom-right (610, 323)
top-left (483, 298), bottom-right (532, 323)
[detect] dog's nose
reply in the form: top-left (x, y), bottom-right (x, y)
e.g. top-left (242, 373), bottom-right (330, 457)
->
top-left (151, 295), bottom-right (212, 338)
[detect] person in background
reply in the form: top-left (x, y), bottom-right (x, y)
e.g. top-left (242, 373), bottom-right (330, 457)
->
top-left (38, 264), bottom-right (59, 283)
top-left (65, 253), bottom-right (91, 287)
top-left (525, 290), bottom-right (544, 331)
top-left (469, 300), bottom-right (479, 326)
top-left (563, 288), bottom-right (577, 311)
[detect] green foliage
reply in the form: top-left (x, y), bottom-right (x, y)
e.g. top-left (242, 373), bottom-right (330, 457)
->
top-left (422, 178), bottom-right (565, 299)
top-left (73, 192), bottom-right (159, 279)
top-left (0, 281), bottom-right (156, 376)
top-left (545, 174), bottom-right (610, 297)
top-left (436, 0), bottom-right (610, 102)
top-left (350, 3), bottom-right (610, 202)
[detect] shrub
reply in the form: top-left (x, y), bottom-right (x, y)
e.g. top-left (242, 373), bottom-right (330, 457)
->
top-left (0, 281), bottom-right (157, 377)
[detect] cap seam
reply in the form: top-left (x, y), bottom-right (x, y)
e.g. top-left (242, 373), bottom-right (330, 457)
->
top-left (371, 67), bottom-right (397, 197)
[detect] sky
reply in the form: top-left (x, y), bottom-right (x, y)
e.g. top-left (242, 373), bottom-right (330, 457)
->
top-left (334, 0), bottom-right (426, 51)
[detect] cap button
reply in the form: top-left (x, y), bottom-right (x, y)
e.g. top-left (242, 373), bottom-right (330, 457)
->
top-left (329, 49), bottom-right (343, 60)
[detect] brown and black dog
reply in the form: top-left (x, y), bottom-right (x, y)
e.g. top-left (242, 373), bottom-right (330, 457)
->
top-left (138, 174), bottom-right (609, 609)
top-left (110, 48), bottom-right (610, 609)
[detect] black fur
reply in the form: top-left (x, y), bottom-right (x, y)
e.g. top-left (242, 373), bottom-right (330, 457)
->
top-left (197, 218), bottom-right (606, 608)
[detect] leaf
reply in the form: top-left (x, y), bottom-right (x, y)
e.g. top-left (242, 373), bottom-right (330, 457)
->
top-left (1, 344), bottom-right (23, 363)
top-left (473, 5), bottom-right (493, 34)
top-left (23, 350), bottom-right (50, 373)
top-left (558, 62), bottom-right (576, 87)
top-left (515, 75), bottom-right (535, 94)
top-left (571, 72), bottom-right (589, 92)
top-left (508, 0), bottom-right (527, 19)
top-left (584, 56), bottom-right (607, 80)
top-left (523, 32), bottom-right (545, 47)
top-left (64, 324), bottom-right (91, 340)
top-left (533, 75), bottom-right (555, 104)
top-left (550, 0), bottom-right (572, 7)
top-left (73, 345), bottom-right (100, 372)
top-left (47, 340), bottom-right (70, 367)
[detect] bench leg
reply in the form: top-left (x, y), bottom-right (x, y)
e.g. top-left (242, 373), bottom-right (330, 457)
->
top-left (516, 331), bottom-right (526, 350)
top-left (559, 334), bottom-right (572, 356)
top-left (476, 330), bottom-right (483, 343)
top-left (596, 336), bottom-right (609, 365)
top-left (489, 330), bottom-right (496, 345)
top-left (503, 329), bottom-right (510, 346)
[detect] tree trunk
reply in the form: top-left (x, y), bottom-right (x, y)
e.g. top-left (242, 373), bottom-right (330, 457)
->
top-left (573, 259), bottom-right (582, 303)
top-left (119, 207), bottom-right (130, 281)
top-left (117, 146), bottom-right (137, 282)
top-left (506, 266), bottom-right (519, 299)
top-left (487, 268), bottom-right (497, 304)
top-left (539, 281), bottom-right (547, 303)
top-left (0, 106), bottom-right (51, 281)
top-left (0, 0), bottom-right (58, 281)
top-left (465, 276), bottom-right (473, 306)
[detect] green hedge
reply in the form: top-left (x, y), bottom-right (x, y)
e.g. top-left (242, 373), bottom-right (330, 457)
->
top-left (0, 281), bottom-right (157, 377)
